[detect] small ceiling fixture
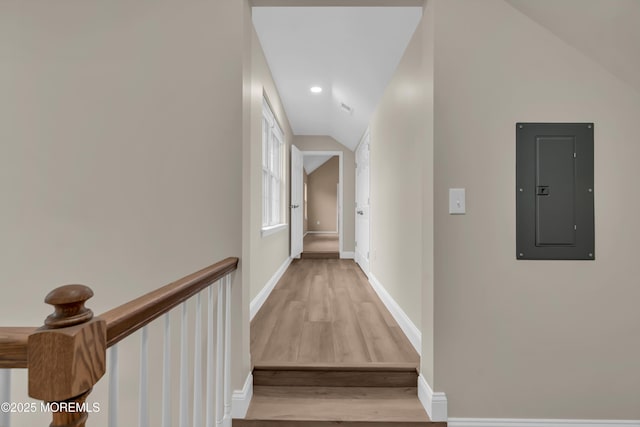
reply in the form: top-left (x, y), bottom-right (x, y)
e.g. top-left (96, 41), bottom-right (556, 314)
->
top-left (340, 102), bottom-right (354, 115)
top-left (310, 86), bottom-right (322, 93)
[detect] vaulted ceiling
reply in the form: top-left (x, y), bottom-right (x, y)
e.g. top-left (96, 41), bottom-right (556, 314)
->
top-left (507, 0), bottom-right (640, 92)
top-left (253, 2), bottom-right (640, 153)
top-left (252, 7), bottom-right (422, 151)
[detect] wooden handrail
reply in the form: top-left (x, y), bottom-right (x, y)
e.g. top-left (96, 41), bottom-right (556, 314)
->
top-left (0, 327), bottom-right (36, 369)
top-left (100, 257), bottom-right (238, 347)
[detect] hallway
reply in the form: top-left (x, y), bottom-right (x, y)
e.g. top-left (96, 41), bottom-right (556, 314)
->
top-left (251, 258), bottom-right (418, 367)
top-left (245, 258), bottom-right (432, 425)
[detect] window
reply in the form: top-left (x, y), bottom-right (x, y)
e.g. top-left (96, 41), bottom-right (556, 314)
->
top-left (262, 97), bottom-right (285, 232)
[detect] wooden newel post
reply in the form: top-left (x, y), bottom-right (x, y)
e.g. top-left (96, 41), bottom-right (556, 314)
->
top-left (28, 285), bottom-right (106, 427)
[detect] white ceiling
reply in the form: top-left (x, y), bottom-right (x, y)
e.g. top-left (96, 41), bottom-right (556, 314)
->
top-left (252, 7), bottom-right (422, 151)
top-left (507, 0), bottom-right (640, 92)
top-left (303, 154), bottom-right (333, 175)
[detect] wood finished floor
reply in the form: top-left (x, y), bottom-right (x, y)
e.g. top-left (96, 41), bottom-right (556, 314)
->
top-left (251, 259), bottom-right (419, 367)
top-left (244, 386), bottom-right (431, 422)
top-left (303, 233), bottom-right (339, 253)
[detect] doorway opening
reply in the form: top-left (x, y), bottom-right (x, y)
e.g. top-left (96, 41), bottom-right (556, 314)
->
top-left (303, 153), bottom-right (340, 257)
top-left (293, 150), bottom-right (343, 259)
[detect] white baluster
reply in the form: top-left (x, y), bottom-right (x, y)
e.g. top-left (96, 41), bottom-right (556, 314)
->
top-left (193, 293), bottom-right (203, 427)
top-left (179, 301), bottom-right (189, 427)
top-left (216, 281), bottom-right (224, 427)
top-left (205, 285), bottom-right (215, 427)
top-left (108, 345), bottom-right (119, 427)
top-left (162, 313), bottom-right (171, 427)
top-left (0, 369), bottom-right (11, 427)
top-left (223, 275), bottom-right (232, 427)
top-left (139, 326), bottom-right (149, 427)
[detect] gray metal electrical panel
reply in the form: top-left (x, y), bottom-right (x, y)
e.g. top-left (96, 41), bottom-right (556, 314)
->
top-left (516, 123), bottom-right (594, 260)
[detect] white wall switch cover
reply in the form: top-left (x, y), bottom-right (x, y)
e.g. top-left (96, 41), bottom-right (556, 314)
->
top-left (449, 188), bottom-right (466, 214)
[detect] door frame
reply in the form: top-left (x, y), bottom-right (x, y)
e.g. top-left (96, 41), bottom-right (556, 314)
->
top-left (355, 129), bottom-right (371, 276)
top-left (300, 150), bottom-right (344, 256)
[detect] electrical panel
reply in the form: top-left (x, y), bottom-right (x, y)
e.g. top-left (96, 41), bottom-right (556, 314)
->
top-left (516, 123), bottom-right (594, 260)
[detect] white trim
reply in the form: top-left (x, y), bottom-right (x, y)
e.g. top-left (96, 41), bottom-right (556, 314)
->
top-left (306, 231), bottom-right (338, 234)
top-left (250, 256), bottom-right (292, 320)
top-left (231, 372), bottom-right (253, 419)
top-left (368, 273), bottom-right (421, 355)
top-left (418, 374), bottom-right (448, 422)
top-left (261, 223), bottom-right (287, 237)
top-left (448, 419), bottom-right (640, 427)
top-left (340, 251), bottom-right (355, 259)
top-left (304, 231), bottom-right (310, 237)
top-left (354, 129), bottom-right (371, 276)
top-left (301, 150), bottom-right (343, 256)
top-left (355, 127), bottom-right (370, 153)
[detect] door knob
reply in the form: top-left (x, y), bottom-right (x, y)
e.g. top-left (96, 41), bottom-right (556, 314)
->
top-left (357, 210), bottom-right (364, 215)
top-left (290, 204), bottom-right (299, 209)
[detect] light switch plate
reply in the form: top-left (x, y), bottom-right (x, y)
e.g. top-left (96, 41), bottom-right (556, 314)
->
top-left (449, 188), bottom-right (466, 214)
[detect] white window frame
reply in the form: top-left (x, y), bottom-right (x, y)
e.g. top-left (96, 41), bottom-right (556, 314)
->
top-left (261, 97), bottom-right (286, 236)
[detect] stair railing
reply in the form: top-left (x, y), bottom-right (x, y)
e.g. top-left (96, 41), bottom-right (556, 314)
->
top-left (0, 256), bottom-right (239, 427)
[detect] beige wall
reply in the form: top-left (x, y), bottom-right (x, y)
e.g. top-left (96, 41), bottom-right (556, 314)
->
top-left (432, 0), bottom-right (640, 418)
top-left (0, 0), bottom-right (249, 425)
top-left (307, 156), bottom-right (339, 232)
top-left (368, 11), bottom-right (427, 333)
top-left (420, 0), bottom-right (435, 389)
top-left (293, 136), bottom-right (356, 252)
top-left (247, 24), bottom-right (294, 303)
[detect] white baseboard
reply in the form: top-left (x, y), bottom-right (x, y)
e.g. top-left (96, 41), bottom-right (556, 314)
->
top-left (368, 273), bottom-right (421, 355)
top-left (418, 373), bottom-right (448, 422)
top-left (250, 256), bottom-right (292, 320)
top-left (231, 372), bottom-right (253, 419)
top-left (306, 231), bottom-right (338, 234)
top-left (448, 419), bottom-right (640, 427)
top-left (340, 251), bottom-right (355, 259)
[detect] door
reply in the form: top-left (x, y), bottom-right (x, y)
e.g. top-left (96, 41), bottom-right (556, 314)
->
top-left (290, 145), bottom-right (304, 258)
top-left (355, 133), bottom-right (370, 274)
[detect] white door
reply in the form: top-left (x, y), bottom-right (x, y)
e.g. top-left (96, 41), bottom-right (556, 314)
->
top-left (290, 145), bottom-right (304, 258)
top-left (355, 133), bottom-right (371, 274)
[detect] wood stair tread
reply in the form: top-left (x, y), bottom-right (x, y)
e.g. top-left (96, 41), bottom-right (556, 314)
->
top-left (253, 362), bottom-right (419, 371)
top-left (300, 251), bottom-right (340, 259)
top-left (241, 386), bottom-right (438, 424)
top-left (233, 421), bottom-right (445, 427)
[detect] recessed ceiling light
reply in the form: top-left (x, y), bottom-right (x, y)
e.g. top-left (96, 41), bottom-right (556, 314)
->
top-left (310, 86), bottom-right (322, 93)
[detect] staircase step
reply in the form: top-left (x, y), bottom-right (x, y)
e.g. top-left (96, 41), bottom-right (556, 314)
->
top-left (300, 251), bottom-right (340, 259)
top-left (233, 421), bottom-right (444, 427)
top-left (235, 386), bottom-right (443, 426)
top-left (253, 363), bottom-right (418, 387)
